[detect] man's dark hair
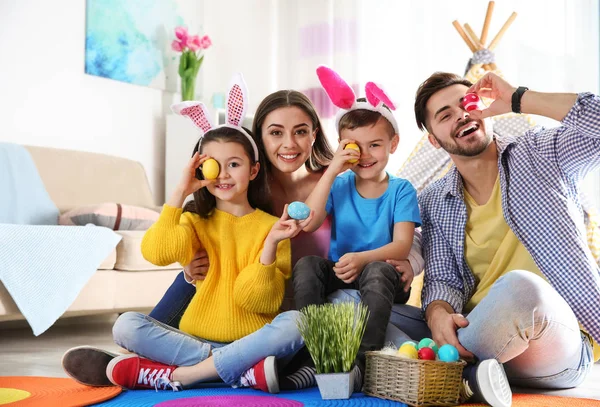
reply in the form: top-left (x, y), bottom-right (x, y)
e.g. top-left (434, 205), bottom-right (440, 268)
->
top-left (414, 72), bottom-right (472, 132)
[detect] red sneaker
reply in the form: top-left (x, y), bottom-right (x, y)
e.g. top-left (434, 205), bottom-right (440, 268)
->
top-left (239, 356), bottom-right (279, 394)
top-left (106, 354), bottom-right (181, 391)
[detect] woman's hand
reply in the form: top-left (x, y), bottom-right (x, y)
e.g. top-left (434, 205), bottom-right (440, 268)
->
top-left (386, 259), bottom-right (415, 292)
top-left (183, 248), bottom-right (210, 282)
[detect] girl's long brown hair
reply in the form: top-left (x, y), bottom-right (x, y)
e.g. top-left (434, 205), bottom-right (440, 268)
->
top-left (184, 126), bottom-right (273, 217)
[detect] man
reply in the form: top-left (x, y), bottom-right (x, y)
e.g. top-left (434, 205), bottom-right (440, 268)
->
top-left (412, 72), bottom-right (599, 407)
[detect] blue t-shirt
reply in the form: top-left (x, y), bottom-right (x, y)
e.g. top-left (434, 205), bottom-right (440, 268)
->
top-left (325, 171), bottom-right (421, 262)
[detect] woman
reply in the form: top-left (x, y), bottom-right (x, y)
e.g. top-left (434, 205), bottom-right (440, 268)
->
top-left (150, 89), bottom-right (421, 323)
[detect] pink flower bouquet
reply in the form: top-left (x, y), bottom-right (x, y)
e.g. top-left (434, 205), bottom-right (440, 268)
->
top-left (172, 27), bottom-right (212, 101)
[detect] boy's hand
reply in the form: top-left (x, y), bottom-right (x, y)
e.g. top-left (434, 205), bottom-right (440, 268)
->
top-left (386, 259), bottom-right (414, 292)
top-left (327, 139), bottom-right (360, 175)
top-left (333, 252), bottom-right (367, 284)
top-left (267, 204), bottom-right (314, 244)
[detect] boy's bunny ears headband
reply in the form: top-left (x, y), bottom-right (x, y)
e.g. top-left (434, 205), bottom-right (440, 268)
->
top-left (171, 73), bottom-right (259, 162)
top-left (316, 65), bottom-right (399, 135)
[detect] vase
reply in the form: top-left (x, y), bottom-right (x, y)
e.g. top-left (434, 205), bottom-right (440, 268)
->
top-left (314, 370), bottom-right (355, 400)
top-left (181, 75), bottom-right (197, 101)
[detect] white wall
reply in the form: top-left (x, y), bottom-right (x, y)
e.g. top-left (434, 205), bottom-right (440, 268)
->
top-left (0, 0), bottom-right (170, 203)
top-left (200, 0), bottom-right (279, 112)
top-left (1, 0), bottom-right (598, 207)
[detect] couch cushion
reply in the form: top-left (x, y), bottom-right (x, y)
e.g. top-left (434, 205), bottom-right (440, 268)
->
top-left (99, 249), bottom-right (116, 270)
top-left (24, 145), bottom-right (156, 213)
top-left (59, 203), bottom-right (159, 231)
top-left (114, 231), bottom-right (181, 271)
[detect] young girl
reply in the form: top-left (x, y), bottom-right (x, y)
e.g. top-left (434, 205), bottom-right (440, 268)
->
top-left (64, 74), bottom-right (312, 393)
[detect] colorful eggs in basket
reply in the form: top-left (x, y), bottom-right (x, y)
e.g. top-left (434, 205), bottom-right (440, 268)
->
top-left (438, 344), bottom-right (460, 362)
top-left (287, 201), bottom-right (311, 220)
top-left (418, 347), bottom-right (436, 361)
top-left (462, 93), bottom-right (480, 112)
top-left (397, 343), bottom-right (419, 359)
top-left (201, 158), bottom-right (220, 180)
top-left (344, 143), bottom-right (360, 163)
top-left (401, 340), bottom-right (418, 350)
top-left (418, 338), bottom-right (438, 353)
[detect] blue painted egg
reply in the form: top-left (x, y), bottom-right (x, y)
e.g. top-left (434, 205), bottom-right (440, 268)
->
top-left (287, 201), bottom-right (310, 220)
top-left (438, 344), bottom-right (460, 362)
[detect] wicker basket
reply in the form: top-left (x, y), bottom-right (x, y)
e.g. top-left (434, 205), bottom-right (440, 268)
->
top-left (363, 351), bottom-right (467, 407)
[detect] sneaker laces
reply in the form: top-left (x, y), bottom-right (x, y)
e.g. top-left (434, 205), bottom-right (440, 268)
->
top-left (240, 367), bottom-right (256, 387)
top-left (154, 376), bottom-right (182, 392)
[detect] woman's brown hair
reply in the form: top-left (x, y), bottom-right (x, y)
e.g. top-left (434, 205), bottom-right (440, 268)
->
top-left (252, 90), bottom-right (333, 173)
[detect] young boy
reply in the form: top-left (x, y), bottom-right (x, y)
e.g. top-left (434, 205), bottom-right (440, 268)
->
top-left (293, 66), bottom-right (421, 385)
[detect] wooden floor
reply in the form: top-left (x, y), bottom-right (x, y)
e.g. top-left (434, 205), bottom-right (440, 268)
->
top-left (0, 315), bottom-right (599, 401)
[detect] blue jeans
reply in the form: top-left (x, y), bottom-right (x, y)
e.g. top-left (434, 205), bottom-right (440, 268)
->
top-left (112, 310), bottom-right (304, 387)
top-left (388, 270), bottom-right (594, 389)
top-left (150, 271), bottom-right (424, 346)
top-left (148, 271), bottom-right (195, 328)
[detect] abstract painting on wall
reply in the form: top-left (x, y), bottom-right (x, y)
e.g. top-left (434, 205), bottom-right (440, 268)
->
top-left (85, 0), bottom-right (202, 92)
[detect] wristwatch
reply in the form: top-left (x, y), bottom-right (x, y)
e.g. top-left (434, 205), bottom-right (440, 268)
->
top-left (511, 86), bottom-right (529, 114)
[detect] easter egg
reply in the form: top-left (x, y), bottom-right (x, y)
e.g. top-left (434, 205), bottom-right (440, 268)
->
top-left (344, 143), bottom-right (360, 163)
top-left (417, 338), bottom-right (438, 353)
top-left (438, 344), bottom-right (460, 362)
top-left (202, 158), bottom-right (220, 180)
top-left (401, 340), bottom-right (418, 350)
top-left (418, 347), bottom-right (436, 361)
top-left (397, 343), bottom-right (418, 359)
top-left (462, 93), bottom-right (480, 112)
top-left (287, 201), bottom-right (311, 220)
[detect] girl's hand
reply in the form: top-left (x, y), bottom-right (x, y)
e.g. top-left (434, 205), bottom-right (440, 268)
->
top-left (178, 152), bottom-right (216, 196)
top-left (327, 139), bottom-right (360, 175)
top-left (267, 204), bottom-right (315, 244)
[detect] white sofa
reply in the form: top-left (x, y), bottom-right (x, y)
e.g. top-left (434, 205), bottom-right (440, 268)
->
top-left (0, 145), bottom-right (180, 322)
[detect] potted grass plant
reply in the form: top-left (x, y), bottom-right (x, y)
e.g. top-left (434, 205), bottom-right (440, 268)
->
top-left (297, 302), bottom-right (369, 400)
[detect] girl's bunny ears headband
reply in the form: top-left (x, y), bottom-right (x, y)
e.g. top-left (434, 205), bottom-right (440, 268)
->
top-left (171, 73), bottom-right (259, 162)
top-left (316, 65), bottom-right (399, 135)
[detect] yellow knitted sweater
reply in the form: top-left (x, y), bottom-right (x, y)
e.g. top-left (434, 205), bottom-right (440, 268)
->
top-left (141, 204), bottom-right (291, 342)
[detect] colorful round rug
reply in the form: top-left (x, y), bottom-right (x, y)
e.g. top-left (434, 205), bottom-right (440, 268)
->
top-left (155, 395), bottom-right (303, 407)
top-left (0, 377), bottom-right (121, 406)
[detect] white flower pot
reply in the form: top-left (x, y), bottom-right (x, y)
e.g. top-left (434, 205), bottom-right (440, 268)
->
top-left (314, 371), bottom-right (354, 400)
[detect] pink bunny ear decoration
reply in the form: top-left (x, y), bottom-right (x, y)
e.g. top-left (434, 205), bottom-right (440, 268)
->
top-left (365, 82), bottom-right (396, 110)
top-left (315, 66), bottom-right (400, 135)
top-left (171, 101), bottom-right (214, 136)
top-left (316, 65), bottom-right (356, 109)
top-left (226, 73), bottom-right (249, 127)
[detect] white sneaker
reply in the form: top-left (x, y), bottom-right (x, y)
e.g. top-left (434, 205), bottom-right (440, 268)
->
top-left (461, 359), bottom-right (512, 407)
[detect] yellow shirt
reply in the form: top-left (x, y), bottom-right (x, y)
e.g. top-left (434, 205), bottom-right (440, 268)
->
top-left (142, 204), bottom-right (292, 343)
top-left (464, 178), bottom-right (599, 361)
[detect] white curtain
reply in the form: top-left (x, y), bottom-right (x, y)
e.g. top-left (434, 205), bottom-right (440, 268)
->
top-left (270, 0), bottom-right (600, 205)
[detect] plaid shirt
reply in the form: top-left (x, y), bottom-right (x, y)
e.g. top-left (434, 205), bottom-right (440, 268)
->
top-left (419, 92), bottom-right (600, 344)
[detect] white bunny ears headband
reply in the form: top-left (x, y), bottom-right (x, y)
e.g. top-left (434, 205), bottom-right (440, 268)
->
top-left (316, 65), bottom-right (399, 135)
top-left (171, 73), bottom-right (259, 162)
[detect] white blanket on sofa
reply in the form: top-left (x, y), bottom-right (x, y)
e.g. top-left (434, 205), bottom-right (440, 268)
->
top-left (0, 143), bottom-right (121, 335)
